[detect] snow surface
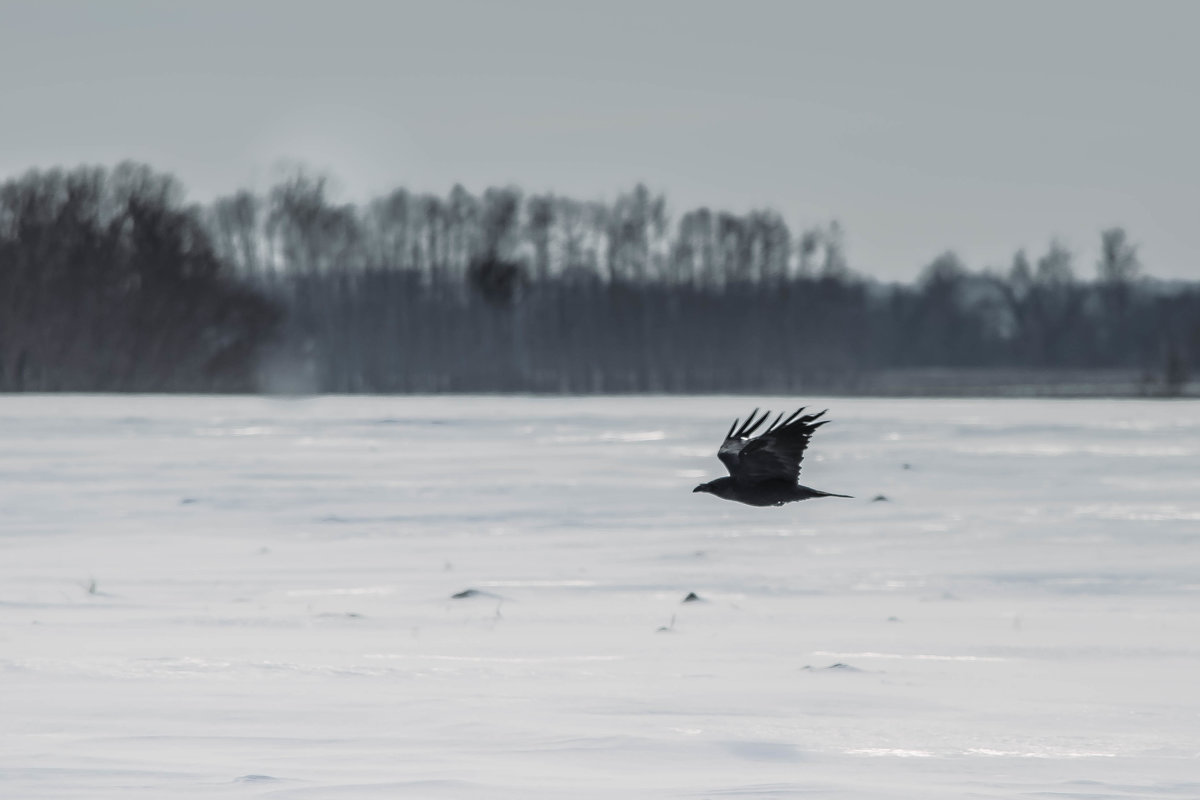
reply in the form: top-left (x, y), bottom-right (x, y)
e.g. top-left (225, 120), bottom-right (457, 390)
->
top-left (2, 395), bottom-right (1199, 799)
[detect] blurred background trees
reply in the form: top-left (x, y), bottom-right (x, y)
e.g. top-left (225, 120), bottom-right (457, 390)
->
top-left (0, 163), bottom-right (278, 391)
top-left (2, 163), bottom-right (1197, 395)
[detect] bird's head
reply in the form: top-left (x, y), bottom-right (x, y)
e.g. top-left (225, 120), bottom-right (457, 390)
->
top-left (692, 482), bottom-right (712, 494)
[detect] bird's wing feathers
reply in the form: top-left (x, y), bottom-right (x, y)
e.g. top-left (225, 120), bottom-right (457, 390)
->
top-left (716, 407), bottom-right (769, 473)
top-left (717, 407), bottom-right (828, 484)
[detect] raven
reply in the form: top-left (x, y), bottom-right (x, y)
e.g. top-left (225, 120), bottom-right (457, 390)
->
top-left (693, 407), bottom-right (851, 507)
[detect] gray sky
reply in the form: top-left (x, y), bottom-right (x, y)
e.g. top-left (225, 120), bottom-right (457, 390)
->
top-left (3, 0), bottom-right (1197, 280)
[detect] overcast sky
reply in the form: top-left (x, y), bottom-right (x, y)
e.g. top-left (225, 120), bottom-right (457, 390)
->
top-left (2, 0), bottom-right (1197, 280)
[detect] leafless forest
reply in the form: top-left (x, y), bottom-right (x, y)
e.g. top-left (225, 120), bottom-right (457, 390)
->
top-left (1, 163), bottom-right (1196, 394)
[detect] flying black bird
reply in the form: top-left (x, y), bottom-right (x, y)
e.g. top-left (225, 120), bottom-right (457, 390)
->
top-left (693, 407), bottom-right (851, 507)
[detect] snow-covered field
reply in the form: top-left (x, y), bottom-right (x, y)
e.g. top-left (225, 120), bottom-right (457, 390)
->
top-left (3, 395), bottom-right (1199, 799)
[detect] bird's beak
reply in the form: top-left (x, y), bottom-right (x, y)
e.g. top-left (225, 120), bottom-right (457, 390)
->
top-left (692, 485), bottom-right (704, 493)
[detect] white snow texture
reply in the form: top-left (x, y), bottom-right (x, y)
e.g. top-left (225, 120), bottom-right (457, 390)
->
top-left (2, 395), bottom-right (1198, 798)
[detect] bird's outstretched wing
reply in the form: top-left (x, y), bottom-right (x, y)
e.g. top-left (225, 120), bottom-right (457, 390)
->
top-left (717, 407), bottom-right (828, 484)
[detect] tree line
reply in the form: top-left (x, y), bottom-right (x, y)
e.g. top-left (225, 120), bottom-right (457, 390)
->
top-left (1, 162), bottom-right (1196, 394)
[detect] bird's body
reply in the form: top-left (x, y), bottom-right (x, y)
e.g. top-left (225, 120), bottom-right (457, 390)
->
top-left (695, 476), bottom-right (845, 507)
top-left (693, 407), bottom-right (850, 507)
